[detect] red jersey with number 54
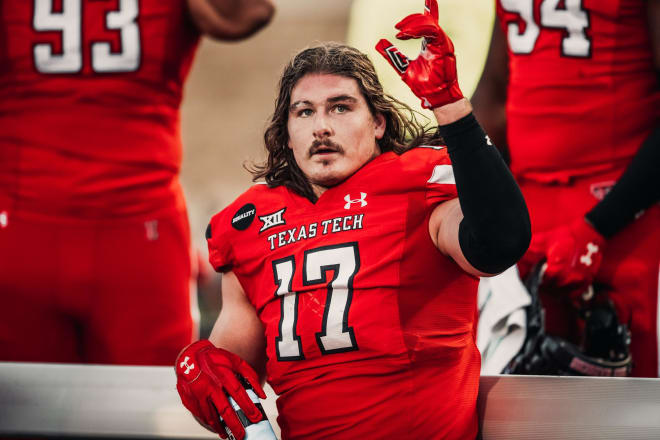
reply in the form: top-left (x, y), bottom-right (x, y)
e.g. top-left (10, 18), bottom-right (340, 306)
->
top-left (207, 148), bottom-right (481, 440)
top-left (0, 0), bottom-right (200, 219)
top-left (497, 0), bottom-right (658, 180)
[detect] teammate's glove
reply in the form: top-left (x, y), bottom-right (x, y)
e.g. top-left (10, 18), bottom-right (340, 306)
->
top-left (375, 0), bottom-right (463, 109)
top-left (534, 217), bottom-right (606, 299)
top-left (175, 340), bottom-right (266, 440)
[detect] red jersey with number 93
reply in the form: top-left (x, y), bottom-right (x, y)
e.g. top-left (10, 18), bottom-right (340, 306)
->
top-left (207, 148), bottom-right (481, 440)
top-left (0, 0), bottom-right (200, 219)
top-left (497, 0), bottom-right (658, 180)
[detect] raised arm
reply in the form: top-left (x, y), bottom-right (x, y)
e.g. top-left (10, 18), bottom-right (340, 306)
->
top-left (430, 100), bottom-right (530, 277)
top-left (375, 0), bottom-right (530, 277)
top-left (187, 0), bottom-right (275, 41)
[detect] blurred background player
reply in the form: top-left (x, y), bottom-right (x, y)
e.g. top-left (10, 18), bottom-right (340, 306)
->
top-left (0, 0), bottom-right (274, 365)
top-left (472, 0), bottom-right (659, 376)
top-left (175, 1), bottom-right (530, 438)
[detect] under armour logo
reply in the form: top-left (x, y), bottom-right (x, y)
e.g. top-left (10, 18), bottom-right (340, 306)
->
top-left (579, 242), bottom-right (599, 267)
top-left (344, 193), bottom-right (367, 209)
top-left (259, 207), bottom-right (286, 232)
top-left (485, 135), bottom-right (493, 146)
top-left (179, 356), bottom-right (195, 375)
top-left (0, 211), bottom-right (7, 229)
top-left (383, 45), bottom-right (409, 74)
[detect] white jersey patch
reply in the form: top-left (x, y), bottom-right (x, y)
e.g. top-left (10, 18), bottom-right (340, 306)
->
top-left (427, 164), bottom-right (455, 185)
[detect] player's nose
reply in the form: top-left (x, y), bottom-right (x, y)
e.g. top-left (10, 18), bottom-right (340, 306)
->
top-left (312, 113), bottom-right (333, 139)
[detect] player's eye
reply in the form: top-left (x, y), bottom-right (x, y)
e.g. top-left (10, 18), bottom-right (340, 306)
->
top-left (333, 104), bottom-right (349, 113)
top-left (297, 108), bottom-right (313, 117)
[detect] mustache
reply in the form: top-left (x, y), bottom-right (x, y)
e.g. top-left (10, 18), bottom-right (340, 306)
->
top-left (309, 138), bottom-right (343, 156)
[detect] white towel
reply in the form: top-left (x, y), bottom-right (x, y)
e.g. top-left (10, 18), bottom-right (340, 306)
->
top-left (477, 265), bottom-right (531, 375)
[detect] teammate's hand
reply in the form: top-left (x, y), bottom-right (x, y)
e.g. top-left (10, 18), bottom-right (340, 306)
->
top-left (375, 0), bottom-right (463, 109)
top-left (533, 217), bottom-right (606, 299)
top-left (175, 340), bottom-right (266, 440)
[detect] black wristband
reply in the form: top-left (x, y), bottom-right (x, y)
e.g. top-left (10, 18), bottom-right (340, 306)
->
top-left (439, 113), bottom-right (531, 274)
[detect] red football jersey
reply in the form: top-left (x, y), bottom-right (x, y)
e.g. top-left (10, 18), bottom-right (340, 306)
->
top-left (496, 0), bottom-right (658, 180)
top-left (207, 148), bottom-right (480, 439)
top-left (0, 0), bottom-right (200, 219)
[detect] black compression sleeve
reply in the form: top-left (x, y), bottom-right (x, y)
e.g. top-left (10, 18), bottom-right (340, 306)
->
top-left (438, 113), bottom-right (531, 274)
top-left (585, 125), bottom-right (660, 238)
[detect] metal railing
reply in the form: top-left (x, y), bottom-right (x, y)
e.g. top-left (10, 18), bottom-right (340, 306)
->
top-left (1, 362), bottom-right (659, 439)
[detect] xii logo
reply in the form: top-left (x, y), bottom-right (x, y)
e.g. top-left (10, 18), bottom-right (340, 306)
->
top-left (259, 208), bottom-right (286, 232)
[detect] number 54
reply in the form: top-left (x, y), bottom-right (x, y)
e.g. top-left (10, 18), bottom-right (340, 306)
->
top-left (501, 0), bottom-right (591, 57)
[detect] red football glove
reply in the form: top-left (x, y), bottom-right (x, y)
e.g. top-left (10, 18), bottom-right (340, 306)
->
top-left (175, 340), bottom-right (266, 440)
top-left (533, 217), bottom-right (606, 299)
top-left (375, 0), bottom-right (463, 109)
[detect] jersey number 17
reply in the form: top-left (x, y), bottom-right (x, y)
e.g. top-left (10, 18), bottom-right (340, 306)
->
top-left (272, 243), bottom-right (360, 361)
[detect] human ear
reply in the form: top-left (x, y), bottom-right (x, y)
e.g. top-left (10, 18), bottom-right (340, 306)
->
top-left (374, 113), bottom-right (386, 140)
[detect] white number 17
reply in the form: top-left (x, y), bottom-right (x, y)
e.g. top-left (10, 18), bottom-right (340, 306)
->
top-left (272, 243), bottom-right (360, 361)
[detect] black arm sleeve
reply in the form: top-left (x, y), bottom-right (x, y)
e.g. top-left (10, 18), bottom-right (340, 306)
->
top-left (438, 113), bottom-right (531, 274)
top-left (585, 125), bottom-right (660, 238)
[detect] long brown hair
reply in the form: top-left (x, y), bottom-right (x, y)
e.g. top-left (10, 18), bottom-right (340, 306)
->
top-left (248, 42), bottom-right (441, 202)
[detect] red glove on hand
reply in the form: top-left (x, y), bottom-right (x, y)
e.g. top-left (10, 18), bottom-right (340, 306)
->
top-left (534, 217), bottom-right (606, 299)
top-left (375, 0), bottom-right (463, 109)
top-left (175, 340), bottom-right (266, 440)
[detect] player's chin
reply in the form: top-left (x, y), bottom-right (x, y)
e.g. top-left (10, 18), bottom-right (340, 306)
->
top-left (309, 172), bottom-right (346, 189)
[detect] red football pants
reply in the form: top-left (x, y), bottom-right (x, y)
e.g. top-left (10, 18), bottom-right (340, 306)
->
top-left (519, 169), bottom-right (660, 377)
top-left (0, 209), bottom-right (196, 365)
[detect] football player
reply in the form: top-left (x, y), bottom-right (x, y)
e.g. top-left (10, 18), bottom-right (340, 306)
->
top-left (472, 0), bottom-right (660, 377)
top-left (0, 0), bottom-right (274, 365)
top-left (175, 1), bottom-right (531, 438)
